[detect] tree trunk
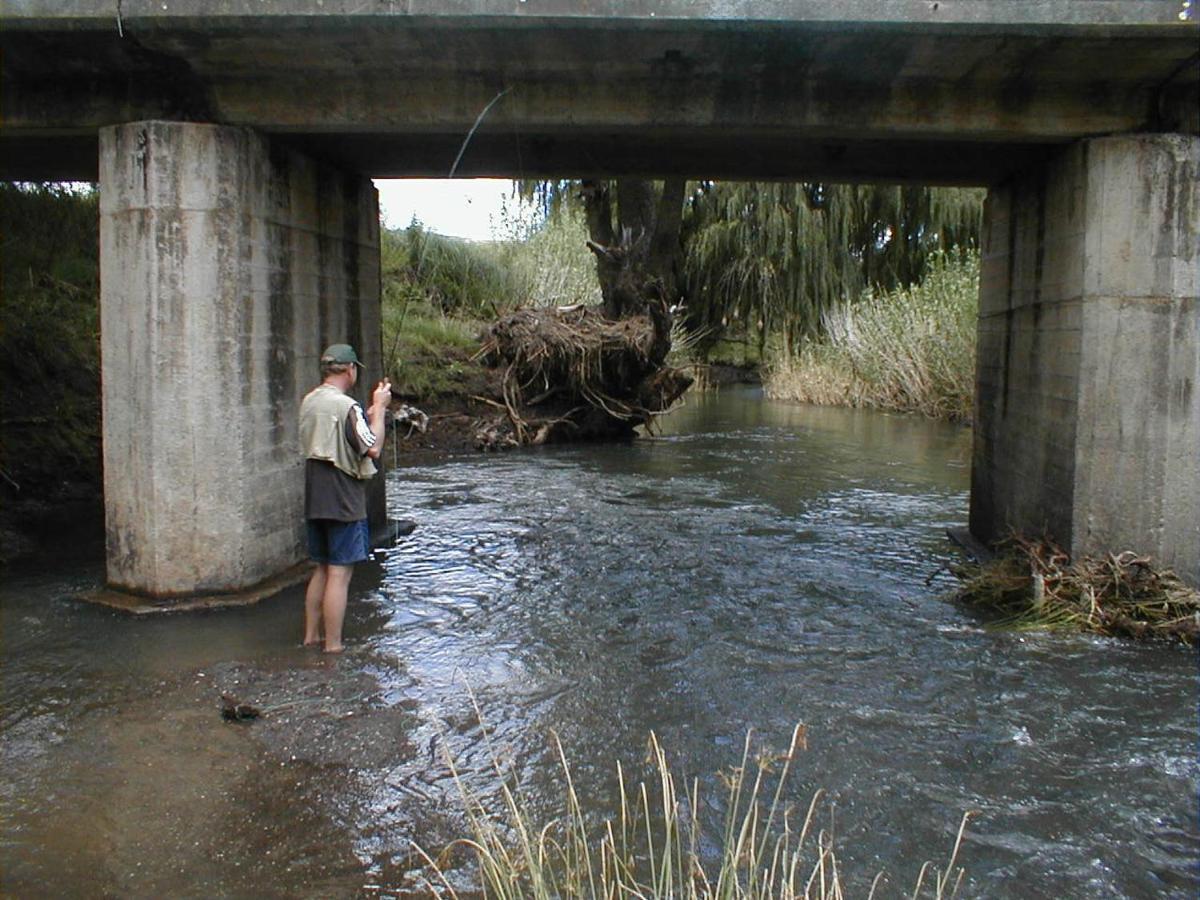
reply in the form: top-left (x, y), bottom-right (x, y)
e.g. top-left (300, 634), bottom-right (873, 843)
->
top-left (582, 178), bottom-right (686, 320)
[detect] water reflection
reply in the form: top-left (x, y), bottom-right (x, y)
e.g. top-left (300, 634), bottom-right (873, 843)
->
top-left (1, 389), bottom-right (1196, 897)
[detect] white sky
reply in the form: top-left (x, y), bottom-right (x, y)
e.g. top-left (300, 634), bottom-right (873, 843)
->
top-left (374, 178), bottom-right (518, 241)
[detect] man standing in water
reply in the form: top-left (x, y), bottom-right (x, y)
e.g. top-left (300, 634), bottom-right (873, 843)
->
top-left (299, 344), bottom-right (391, 653)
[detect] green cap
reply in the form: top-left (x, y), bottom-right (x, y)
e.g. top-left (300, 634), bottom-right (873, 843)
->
top-left (320, 343), bottom-right (361, 366)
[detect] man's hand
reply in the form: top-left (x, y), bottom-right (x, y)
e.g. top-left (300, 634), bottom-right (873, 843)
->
top-left (365, 379), bottom-right (392, 460)
top-left (372, 379), bottom-right (392, 411)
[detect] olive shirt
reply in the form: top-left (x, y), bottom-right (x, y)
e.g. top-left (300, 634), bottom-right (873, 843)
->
top-left (304, 402), bottom-right (376, 522)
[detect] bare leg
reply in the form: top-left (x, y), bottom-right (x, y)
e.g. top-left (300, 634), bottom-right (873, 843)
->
top-left (321, 564), bottom-right (354, 653)
top-left (304, 564), bottom-right (328, 646)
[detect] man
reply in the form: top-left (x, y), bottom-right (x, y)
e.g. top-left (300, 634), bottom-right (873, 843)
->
top-left (299, 343), bottom-right (391, 653)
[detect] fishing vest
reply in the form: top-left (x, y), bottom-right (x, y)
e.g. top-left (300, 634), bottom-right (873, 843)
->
top-left (299, 384), bottom-right (377, 480)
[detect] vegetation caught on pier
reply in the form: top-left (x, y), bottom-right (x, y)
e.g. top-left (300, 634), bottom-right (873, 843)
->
top-left (952, 536), bottom-right (1200, 644)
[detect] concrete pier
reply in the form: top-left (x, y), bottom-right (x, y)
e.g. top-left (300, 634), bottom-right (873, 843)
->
top-left (99, 121), bottom-right (383, 597)
top-left (971, 134), bottom-right (1199, 585)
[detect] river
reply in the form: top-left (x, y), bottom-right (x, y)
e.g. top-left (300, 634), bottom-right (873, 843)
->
top-left (1, 388), bottom-right (1196, 897)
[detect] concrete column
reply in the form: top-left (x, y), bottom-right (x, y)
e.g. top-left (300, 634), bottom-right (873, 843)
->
top-left (99, 121), bottom-right (383, 598)
top-left (971, 133), bottom-right (1199, 585)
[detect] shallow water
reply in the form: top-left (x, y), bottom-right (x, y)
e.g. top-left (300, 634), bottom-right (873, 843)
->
top-left (2, 389), bottom-right (1196, 897)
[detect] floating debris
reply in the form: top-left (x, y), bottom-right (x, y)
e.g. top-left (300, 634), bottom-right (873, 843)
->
top-left (952, 536), bottom-right (1200, 644)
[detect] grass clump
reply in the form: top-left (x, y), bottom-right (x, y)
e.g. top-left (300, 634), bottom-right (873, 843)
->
top-left (765, 252), bottom-right (978, 422)
top-left (382, 222), bottom-right (517, 319)
top-left (379, 223), bottom-right (496, 399)
top-left (382, 305), bottom-right (487, 401)
top-left (952, 536), bottom-right (1200, 643)
top-left (414, 722), bottom-right (971, 899)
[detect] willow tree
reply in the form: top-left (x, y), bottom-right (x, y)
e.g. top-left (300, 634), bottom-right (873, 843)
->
top-left (521, 178), bottom-right (687, 320)
top-left (680, 183), bottom-right (984, 354)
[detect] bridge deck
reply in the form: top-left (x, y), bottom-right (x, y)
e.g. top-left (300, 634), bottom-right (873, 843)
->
top-left (3, 1), bottom-right (1197, 182)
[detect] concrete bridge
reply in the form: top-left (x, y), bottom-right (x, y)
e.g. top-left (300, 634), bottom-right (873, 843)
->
top-left (3, 1), bottom-right (1198, 596)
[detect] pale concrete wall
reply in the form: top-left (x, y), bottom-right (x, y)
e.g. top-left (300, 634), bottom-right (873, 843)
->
top-left (971, 134), bottom-right (1199, 585)
top-left (100, 121), bottom-right (382, 597)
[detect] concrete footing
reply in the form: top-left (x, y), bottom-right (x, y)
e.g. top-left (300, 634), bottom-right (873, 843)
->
top-left (99, 121), bottom-right (383, 598)
top-left (971, 133), bottom-right (1199, 585)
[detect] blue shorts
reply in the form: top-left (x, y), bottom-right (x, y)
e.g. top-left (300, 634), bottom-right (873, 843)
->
top-left (307, 519), bottom-right (370, 565)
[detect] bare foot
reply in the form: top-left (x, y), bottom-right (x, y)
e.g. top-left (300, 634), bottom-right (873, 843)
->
top-left (303, 639), bottom-right (322, 648)
top-left (323, 644), bottom-right (344, 654)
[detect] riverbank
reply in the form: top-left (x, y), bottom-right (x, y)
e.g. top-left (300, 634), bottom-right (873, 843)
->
top-left (0, 185), bottom-right (103, 566)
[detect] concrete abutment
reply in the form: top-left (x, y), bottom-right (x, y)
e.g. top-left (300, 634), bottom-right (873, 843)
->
top-left (971, 133), bottom-right (1199, 585)
top-left (99, 121), bottom-right (383, 598)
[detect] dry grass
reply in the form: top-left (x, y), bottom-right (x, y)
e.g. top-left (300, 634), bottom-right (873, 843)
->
top-left (412, 719), bottom-right (972, 899)
top-left (952, 536), bottom-right (1200, 643)
top-left (765, 252), bottom-right (978, 422)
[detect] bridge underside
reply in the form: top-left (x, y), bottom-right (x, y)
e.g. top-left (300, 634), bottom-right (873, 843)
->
top-left (4, 4), bottom-right (1198, 595)
top-left (3, 6), bottom-right (1197, 183)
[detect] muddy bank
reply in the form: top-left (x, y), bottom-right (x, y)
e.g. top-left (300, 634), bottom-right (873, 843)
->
top-left (693, 362), bottom-right (762, 389)
top-left (0, 482), bottom-right (103, 567)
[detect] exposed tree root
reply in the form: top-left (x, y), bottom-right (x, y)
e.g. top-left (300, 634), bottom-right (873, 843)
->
top-left (472, 304), bottom-right (692, 449)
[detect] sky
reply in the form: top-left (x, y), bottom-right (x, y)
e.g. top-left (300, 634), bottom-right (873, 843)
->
top-left (374, 178), bottom-right (519, 241)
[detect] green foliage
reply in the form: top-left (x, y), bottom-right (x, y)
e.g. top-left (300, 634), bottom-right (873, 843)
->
top-left (492, 204), bottom-right (601, 309)
top-left (381, 222), bottom-right (514, 319)
top-left (681, 183), bottom-right (984, 348)
top-left (765, 251), bottom-right (979, 421)
top-left (381, 205), bottom-right (600, 320)
top-left (0, 182), bottom-right (101, 491)
top-left (382, 304), bottom-right (485, 400)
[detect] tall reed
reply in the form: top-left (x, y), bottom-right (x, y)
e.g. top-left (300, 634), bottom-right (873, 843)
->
top-left (494, 204), bottom-right (602, 310)
top-left (413, 721), bottom-right (971, 899)
top-left (765, 252), bottom-right (978, 422)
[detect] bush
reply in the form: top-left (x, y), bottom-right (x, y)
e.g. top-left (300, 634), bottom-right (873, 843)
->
top-left (382, 223), bottom-right (516, 319)
top-left (493, 204), bottom-right (601, 309)
top-left (0, 183), bottom-right (101, 492)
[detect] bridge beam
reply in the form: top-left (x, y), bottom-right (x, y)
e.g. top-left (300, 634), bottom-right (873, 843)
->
top-left (99, 121), bottom-right (383, 598)
top-left (971, 133), bottom-right (1199, 585)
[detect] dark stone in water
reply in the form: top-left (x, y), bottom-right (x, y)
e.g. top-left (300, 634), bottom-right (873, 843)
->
top-left (220, 693), bottom-right (261, 722)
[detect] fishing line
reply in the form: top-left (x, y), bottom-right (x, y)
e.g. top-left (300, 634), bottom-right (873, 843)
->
top-left (384, 87), bottom-right (515, 471)
top-left (448, 87), bottom-right (511, 179)
top-left (384, 86), bottom-right (513, 378)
